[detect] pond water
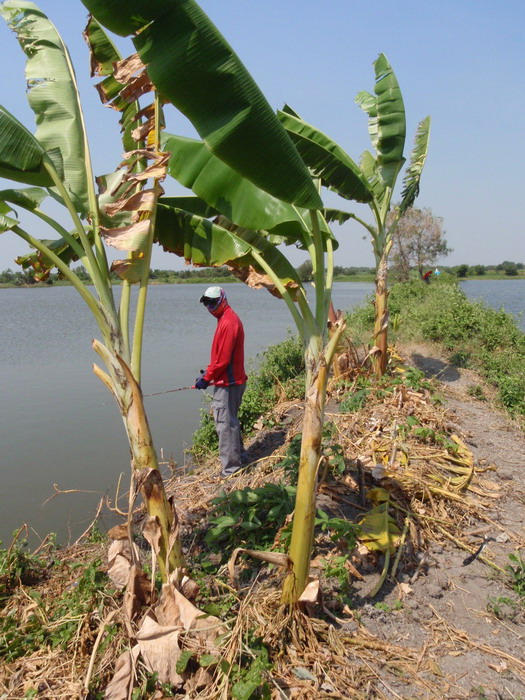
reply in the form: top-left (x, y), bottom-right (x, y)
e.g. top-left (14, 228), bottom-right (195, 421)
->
top-left (459, 279), bottom-right (524, 330)
top-left (0, 279), bottom-right (522, 544)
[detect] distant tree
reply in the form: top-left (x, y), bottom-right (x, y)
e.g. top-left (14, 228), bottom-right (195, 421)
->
top-left (390, 207), bottom-right (451, 281)
top-left (471, 265), bottom-right (486, 276)
top-left (503, 262), bottom-right (518, 276)
top-left (73, 265), bottom-right (91, 281)
top-left (296, 259), bottom-right (313, 282)
top-left (516, 262), bottom-right (524, 270)
top-left (0, 268), bottom-right (16, 283)
top-left (455, 264), bottom-right (470, 278)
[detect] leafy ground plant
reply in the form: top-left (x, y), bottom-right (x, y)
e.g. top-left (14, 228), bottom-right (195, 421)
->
top-left (506, 551), bottom-right (525, 597)
top-left (205, 483), bottom-right (297, 556)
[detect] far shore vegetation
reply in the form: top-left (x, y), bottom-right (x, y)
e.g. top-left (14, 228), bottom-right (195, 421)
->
top-left (0, 260), bottom-right (523, 288)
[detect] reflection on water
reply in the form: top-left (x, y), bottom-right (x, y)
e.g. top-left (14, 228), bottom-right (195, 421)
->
top-left (0, 282), bottom-right (373, 543)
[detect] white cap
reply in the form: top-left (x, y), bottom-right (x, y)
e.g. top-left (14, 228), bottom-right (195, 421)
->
top-left (202, 286), bottom-right (222, 299)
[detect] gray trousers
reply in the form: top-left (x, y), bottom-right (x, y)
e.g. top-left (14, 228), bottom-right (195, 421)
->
top-left (211, 384), bottom-right (246, 475)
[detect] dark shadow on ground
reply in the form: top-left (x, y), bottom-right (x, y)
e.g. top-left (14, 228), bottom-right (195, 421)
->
top-left (410, 352), bottom-right (461, 383)
top-left (245, 428), bottom-right (287, 465)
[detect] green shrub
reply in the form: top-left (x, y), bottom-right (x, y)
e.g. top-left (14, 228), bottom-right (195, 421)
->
top-left (347, 279), bottom-right (525, 419)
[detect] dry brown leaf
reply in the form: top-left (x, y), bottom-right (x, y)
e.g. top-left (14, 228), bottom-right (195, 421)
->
top-left (228, 547), bottom-right (291, 587)
top-left (105, 646), bottom-right (140, 700)
top-left (156, 579), bottom-right (224, 652)
top-left (298, 579), bottom-right (321, 616)
top-left (104, 189), bottom-right (158, 218)
top-left (136, 614), bottom-right (184, 687)
top-left (107, 538), bottom-right (140, 589)
top-left (113, 53), bottom-right (145, 82)
top-left (110, 257), bottom-right (145, 283)
top-left (123, 564), bottom-right (152, 622)
top-left (488, 660), bottom-right (508, 673)
top-left (120, 72), bottom-right (153, 103)
top-left (142, 515), bottom-right (162, 557)
top-left (397, 582), bottom-right (413, 598)
top-left (180, 575), bottom-right (200, 601)
top-left (107, 524), bottom-right (129, 540)
top-left (229, 264), bottom-right (299, 300)
top-left (344, 558), bottom-right (365, 581)
top-left (101, 220), bottom-right (152, 252)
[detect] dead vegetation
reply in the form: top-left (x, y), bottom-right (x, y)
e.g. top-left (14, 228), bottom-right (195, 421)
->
top-left (1, 350), bottom-right (524, 699)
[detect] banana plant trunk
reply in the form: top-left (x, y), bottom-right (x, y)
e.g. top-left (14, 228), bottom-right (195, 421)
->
top-left (93, 339), bottom-right (185, 581)
top-left (373, 254), bottom-right (389, 378)
top-left (281, 348), bottom-right (328, 604)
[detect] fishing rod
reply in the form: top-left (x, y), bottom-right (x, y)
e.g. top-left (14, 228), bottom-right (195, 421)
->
top-left (143, 385), bottom-right (197, 397)
top-left (143, 373), bottom-right (216, 398)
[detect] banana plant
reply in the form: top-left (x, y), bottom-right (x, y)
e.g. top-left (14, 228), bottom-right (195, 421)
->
top-left (0, 0), bottom-right (185, 580)
top-left (277, 54), bottom-right (431, 376)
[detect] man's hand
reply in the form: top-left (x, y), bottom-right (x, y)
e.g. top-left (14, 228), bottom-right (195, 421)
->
top-left (194, 376), bottom-right (210, 390)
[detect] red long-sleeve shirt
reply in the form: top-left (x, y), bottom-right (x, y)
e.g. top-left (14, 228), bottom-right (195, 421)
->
top-left (203, 305), bottom-right (247, 386)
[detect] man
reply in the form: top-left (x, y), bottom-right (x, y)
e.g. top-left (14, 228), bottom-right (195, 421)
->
top-left (194, 286), bottom-right (247, 477)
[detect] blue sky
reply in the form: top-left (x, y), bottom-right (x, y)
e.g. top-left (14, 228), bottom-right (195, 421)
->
top-left (0, 0), bottom-right (523, 271)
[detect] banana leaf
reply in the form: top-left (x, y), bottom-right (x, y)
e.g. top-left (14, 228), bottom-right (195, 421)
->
top-left (359, 150), bottom-right (387, 208)
top-left (357, 488), bottom-right (400, 554)
top-left (83, 16), bottom-right (143, 154)
top-left (0, 105), bottom-right (57, 187)
top-left (155, 202), bottom-right (301, 297)
top-left (355, 54), bottom-right (406, 188)
top-left (15, 232), bottom-right (87, 280)
top-left (158, 196), bottom-right (218, 220)
top-left (0, 187), bottom-right (49, 212)
top-left (0, 203), bottom-right (19, 234)
top-left (1, 1), bottom-right (89, 214)
top-left (399, 116), bottom-right (431, 214)
top-left (277, 106), bottom-right (373, 204)
top-left (162, 132), bottom-right (324, 245)
top-left (80, 0), bottom-right (322, 210)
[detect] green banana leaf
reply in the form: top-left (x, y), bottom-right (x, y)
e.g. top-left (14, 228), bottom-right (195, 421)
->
top-left (0, 187), bottom-right (49, 212)
top-left (0, 202), bottom-right (19, 233)
top-left (1, 1), bottom-right (89, 214)
top-left (277, 106), bottom-right (373, 204)
top-left (158, 196), bottom-right (218, 220)
top-left (359, 150), bottom-right (387, 208)
top-left (0, 105), bottom-right (57, 187)
top-left (155, 202), bottom-right (301, 296)
top-left (162, 132), bottom-right (316, 240)
top-left (399, 116), bottom-right (431, 214)
top-left (80, 0), bottom-right (322, 210)
top-left (355, 54), bottom-right (406, 189)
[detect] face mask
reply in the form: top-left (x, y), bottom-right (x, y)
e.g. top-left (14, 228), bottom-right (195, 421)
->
top-left (202, 289), bottom-right (226, 312)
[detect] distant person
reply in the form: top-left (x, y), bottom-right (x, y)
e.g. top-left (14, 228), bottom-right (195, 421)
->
top-left (422, 270), bottom-right (433, 283)
top-left (434, 268), bottom-right (441, 276)
top-left (194, 287), bottom-right (247, 477)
